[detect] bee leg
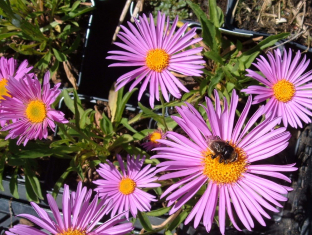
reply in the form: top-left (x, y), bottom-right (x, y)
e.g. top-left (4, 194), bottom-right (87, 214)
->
top-left (211, 154), bottom-right (217, 159)
top-left (219, 156), bottom-right (224, 163)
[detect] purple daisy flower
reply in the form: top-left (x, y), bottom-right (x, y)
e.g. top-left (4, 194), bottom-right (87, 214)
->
top-left (7, 182), bottom-right (134, 235)
top-left (0, 57), bottom-right (33, 127)
top-left (242, 49), bottom-right (312, 128)
top-left (107, 12), bottom-right (205, 108)
top-left (151, 90), bottom-right (297, 234)
top-left (0, 71), bottom-right (68, 145)
top-left (142, 129), bottom-right (166, 151)
top-left (0, 57), bottom-right (33, 100)
top-left (94, 154), bottom-right (161, 219)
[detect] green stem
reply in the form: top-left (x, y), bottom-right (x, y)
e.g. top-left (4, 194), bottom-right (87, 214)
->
top-left (159, 95), bottom-right (169, 131)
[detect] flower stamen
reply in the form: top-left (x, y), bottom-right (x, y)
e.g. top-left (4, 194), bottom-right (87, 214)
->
top-left (202, 143), bottom-right (247, 184)
top-left (119, 178), bottom-right (136, 195)
top-left (0, 78), bottom-right (11, 100)
top-left (146, 49), bottom-right (170, 72)
top-left (150, 132), bottom-right (162, 143)
top-left (58, 229), bottom-right (86, 235)
top-left (273, 79), bottom-right (295, 103)
top-left (25, 100), bottom-right (47, 123)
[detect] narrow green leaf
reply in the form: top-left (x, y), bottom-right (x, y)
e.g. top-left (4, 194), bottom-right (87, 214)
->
top-left (9, 167), bottom-right (19, 199)
top-left (25, 175), bottom-right (39, 203)
top-left (24, 163), bottom-right (43, 200)
top-left (167, 210), bottom-right (188, 231)
top-left (138, 102), bottom-right (165, 127)
top-left (79, 108), bottom-right (93, 129)
top-left (208, 68), bottom-right (224, 96)
top-left (52, 48), bottom-right (67, 62)
top-left (100, 112), bottom-right (113, 135)
top-left (50, 59), bottom-right (59, 76)
top-left (208, 0), bottom-right (222, 27)
top-left (110, 134), bottom-right (133, 149)
top-left (115, 88), bottom-right (138, 123)
top-left (120, 118), bottom-right (137, 133)
top-left (146, 207), bottom-right (171, 217)
top-left (0, 32), bottom-right (19, 40)
top-left (204, 51), bottom-right (224, 65)
top-left (133, 129), bottom-right (155, 140)
top-left (137, 211), bottom-right (153, 232)
top-left (52, 166), bottom-right (75, 198)
top-left (64, 34), bottom-right (81, 54)
top-left (35, 52), bottom-right (52, 70)
top-left (70, 1), bottom-right (81, 11)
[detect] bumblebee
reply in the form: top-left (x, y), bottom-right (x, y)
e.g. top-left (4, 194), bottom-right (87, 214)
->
top-left (207, 136), bottom-right (238, 164)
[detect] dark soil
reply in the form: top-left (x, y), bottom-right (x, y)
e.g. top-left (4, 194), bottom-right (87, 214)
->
top-left (234, 0), bottom-right (312, 48)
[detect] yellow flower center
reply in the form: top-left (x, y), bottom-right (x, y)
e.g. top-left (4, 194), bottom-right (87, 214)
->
top-left (273, 79), bottom-right (295, 103)
top-left (0, 78), bottom-right (11, 100)
top-left (57, 228), bottom-right (86, 235)
top-left (119, 178), bottom-right (136, 195)
top-left (202, 144), bottom-right (247, 184)
top-left (146, 49), bottom-right (170, 72)
top-left (25, 100), bottom-right (47, 123)
top-left (150, 132), bottom-right (162, 143)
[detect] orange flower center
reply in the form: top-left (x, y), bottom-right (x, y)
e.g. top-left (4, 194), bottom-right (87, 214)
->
top-left (202, 143), bottom-right (247, 184)
top-left (57, 228), bottom-right (86, 235)
top-left (146, 49), bottom-right (170, 72)
top-left (273, 79), bottom-right (295, 102)
top-left (25, 100), bottom-right (47, 123)
top-left (150, 132), bottom-right (162, 143)
top-left (0, 78), bottom-right (11, 100)
top-left (119, 178), bottom-right (136, 195)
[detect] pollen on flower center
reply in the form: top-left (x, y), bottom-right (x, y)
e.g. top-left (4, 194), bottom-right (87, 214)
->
top-left (202, 143), bottom-right (247, 184)
top-left (25, 100), bottom-right (47, 123)
top-left (146, 49), bottom-right (170, 72)
top-left (150, 132), bottom-right (162, 143)
top-left (119, 178), bottom-right (136, 195)
top-left (273, 79), bottom-right (295, 102)
top-left (0, 78), bottom-right (11, 100)
top-left (58, 228), bottom-right (86, 235)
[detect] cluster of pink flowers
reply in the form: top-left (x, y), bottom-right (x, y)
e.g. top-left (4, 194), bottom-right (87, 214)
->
top-left (4, 9), bottom-right (312, 235)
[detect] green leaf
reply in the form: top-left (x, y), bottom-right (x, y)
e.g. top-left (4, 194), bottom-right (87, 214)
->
top-left (165, 231), bottom-right (173, 235)
top-left (24, 162), bottom-right (43, 200)
top-left (120, 118), bottom-right (137, 133)
top-left (9, 167), bottom-right (19, 199)
top-left (64, 34), bottom-right (81, 54)
top-left (208, 68), bottom-right (224, 96)
top-left (137, 211), bottom-right (153, 232)
top-left (35, 52), bottom-right (52, 70)
top-left (167, 210), bottom-right (188, 231)
top-left (70, 1), bottom-right (81, 11)
top-left (186, 0), bottom-right (220, 52)
top-left (52, 48), bottom-right (67, 62)
top-left (110, 134), bottom-right (133, 149)
top-left (204, 51), bottom-right (224, 65)
top-left (133, 129), bottom-right (155, 140)
top-left (208, 0), bottom-right (223, 27)
top-left (50, 59), bottom-right (59, 76)
top-left (79, 108), bottom-right (93, 129)
top-left (138, 102), bottom-right (165, 127)
top-left (25, 175), bottom-right (39, 203)
top-left (52, 166), bottom-right (75, 198)
top-left (146, 207), bottom-right (171, 217)
top-left (115, 88), bottom-right (138, 123)
top-left (100, 112), bottom-right (113, 135)
top-left (0, 32), bottom-right (19, 40)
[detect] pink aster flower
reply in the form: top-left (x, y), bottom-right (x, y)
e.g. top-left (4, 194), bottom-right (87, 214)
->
top-left (0, 57), bottom-right (33, 127)
top-left (107, 12), bottom-right (205, 108)
top-left (7, 182), bottom-right (134, 235)
top-left (242, 49), bottom-right (312, 128)
top-left (94, 154), bottom-right (161, 219)
top-left (142, 129), bottom-right (166, 151)
top-left (151, 90), bottom-right (297, 234)
top-left (0, 71), bottom-right (68, 145)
